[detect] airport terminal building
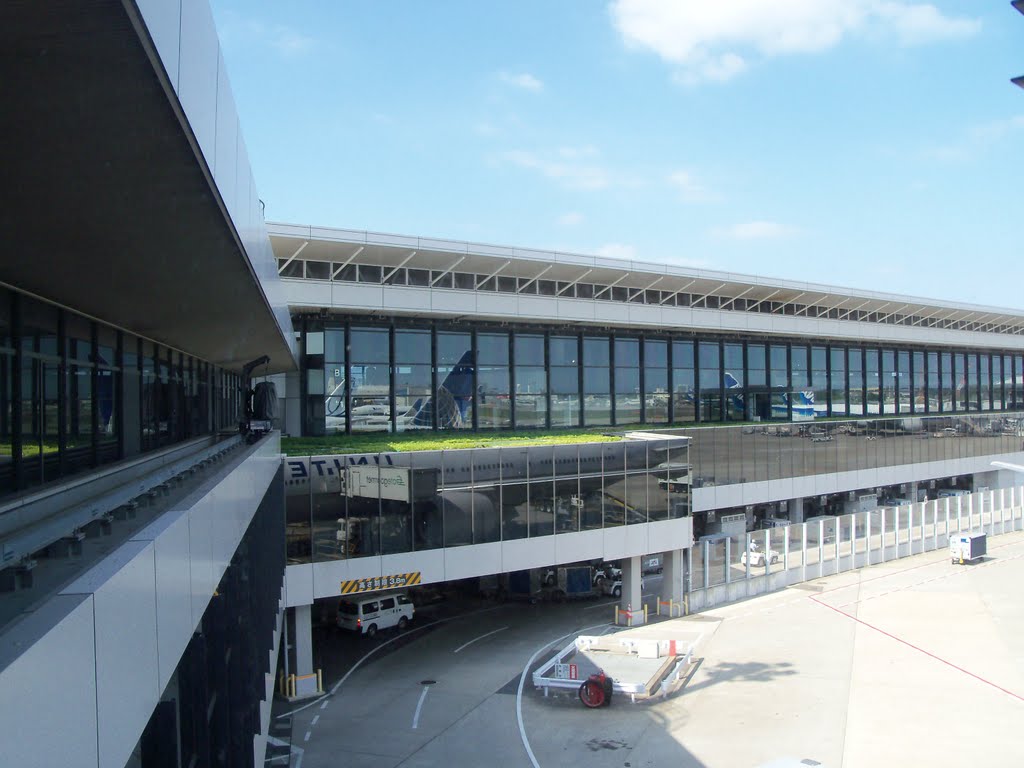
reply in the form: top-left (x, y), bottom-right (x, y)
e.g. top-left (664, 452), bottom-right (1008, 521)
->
top-left (3, 3), bottom-right (1024, 768)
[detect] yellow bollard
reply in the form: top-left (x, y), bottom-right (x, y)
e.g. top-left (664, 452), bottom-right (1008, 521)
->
top-left (615, 605), bottom-right (619, 625)
top-left (316, 669), bottom-right (323, 693)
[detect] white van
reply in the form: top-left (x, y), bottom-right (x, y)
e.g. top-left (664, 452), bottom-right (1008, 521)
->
top-left (336, 592), bottom-right (414, 637)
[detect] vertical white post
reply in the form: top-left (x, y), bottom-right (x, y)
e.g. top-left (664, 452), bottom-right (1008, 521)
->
top-left (725, 537), bottom-right (731, 585)
top-left (801, 523), bottom-right (808, 582)
top-left (880, 507), bottom-right (887, 563)
top-left (818, 519), bottom-right (825, 578)
top-left (703, 541), bottom-right (710, 589)
top-left (783, 522), bottom-right (790, 577)
top-left (866, 510), bottom-right (872, 567)
top-left (931, 500), bottom-right (938, 551)
top-left (944, 497), bottom-right (951, 539)
top-left (956, 495), bottom-right (962, 532)
top-left (763, 529), bottom-right (771, 580)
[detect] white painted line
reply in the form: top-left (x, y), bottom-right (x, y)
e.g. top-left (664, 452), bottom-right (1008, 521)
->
top-left (319, 699), bottom-right (329, 710)
top-left (311, 715), bottom-right (320, 726)
top-left (516, 621), bottom-right (613, 768)
top-left (276, 604), bottom-right (505, 720)
top-left (412, 685), bottom-right (431, 729)
top-left (453, 626), bottom-right (508, 653)
top-left (582, 599), bottom-right (619, 611)
top-left (303, 731), bottom-right (311, 742)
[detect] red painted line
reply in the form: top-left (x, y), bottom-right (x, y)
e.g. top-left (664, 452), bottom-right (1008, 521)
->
top-left (809, 595), bottom-right (1024, 704)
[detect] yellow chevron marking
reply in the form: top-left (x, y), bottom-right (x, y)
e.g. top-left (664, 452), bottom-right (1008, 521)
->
top-left (339, 572), bottom-right (422, 595)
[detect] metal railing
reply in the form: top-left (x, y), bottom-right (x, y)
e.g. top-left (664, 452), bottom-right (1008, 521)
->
top-left (685, 486), bottom-right (1024, 611)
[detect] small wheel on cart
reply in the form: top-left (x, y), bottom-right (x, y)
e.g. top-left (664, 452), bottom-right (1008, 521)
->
top-left (578, 679), bottom-right (605, 708)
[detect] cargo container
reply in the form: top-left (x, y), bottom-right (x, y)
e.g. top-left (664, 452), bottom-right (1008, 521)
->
top-left (949, 532), bottom-right (986, 564)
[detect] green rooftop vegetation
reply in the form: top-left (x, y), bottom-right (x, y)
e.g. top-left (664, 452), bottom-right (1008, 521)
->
top-left (281, 427), bottom-right (647, 456)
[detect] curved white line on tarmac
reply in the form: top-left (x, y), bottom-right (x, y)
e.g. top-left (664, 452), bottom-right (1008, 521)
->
top-left (516, 621), bottom-right (614, 768)
top-left (453, 626), bottom-right (508, 653)
top-left (276, 604), bottom-right (505, 719)
top-left (412, 685), bottom-right (431, 729)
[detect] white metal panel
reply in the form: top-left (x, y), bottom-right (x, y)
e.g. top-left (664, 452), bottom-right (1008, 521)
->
top-left (444, 541), bottom-right (501, 580)
top-left (553, 528), bottom-right (602, 564)
top-left (188, 493), bottom-right (216, 622)
top-left (136, 0), bottom-right (181, 88)
top-left (432, 290), bottom-right (476, 313)
top-left (214, 52), bottom-right (238, 212)
top-left (285, 563), bottom-right (314, 607)
top-left (556, 299), bottom-right (597, 321)
top-left (380, 549), bottom-right (444, 584)
top-left (622, 523), bottom-right (649, 558)
top-left (382, 286), bottom-right (432, 311)
top-left (516, 296), bottom-right (552, 318)
top-left (144, 510), bottom-right (194, 690)
top-left (315, 556), bottom-right (383, 599)
top-left (502, 535), bottom-right (556, 571)
top-left (0, 594), bottom-right (98, 768)
top-left (234, 131), bottom-right (253, 244)
top-left (647, 517), bottom-right (693, 551)
top-left (84, 541), bottom-right (161, 768)
top-left (177, 0), bottom-right (220, 170)
top-left (332, 284), bottom-right (383, 308)
top-left (601, 525), bottom-right (630, 561)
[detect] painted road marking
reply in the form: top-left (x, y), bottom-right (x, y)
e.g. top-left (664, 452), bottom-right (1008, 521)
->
top-left (454, 626), bottom-right (508, 654)
top-left (412, 684), bottom-right (431, 729)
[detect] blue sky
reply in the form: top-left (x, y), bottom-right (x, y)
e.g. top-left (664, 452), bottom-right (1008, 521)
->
top-left (210, 1), bottom-right (1023, 308)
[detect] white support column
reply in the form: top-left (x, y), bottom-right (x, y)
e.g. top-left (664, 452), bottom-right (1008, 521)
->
top-left (880, 508), bottom-right (887, 563)
top-left (294, 604), bottom-right (314, 677)
top-left (788, 497), bottom-right (805, 524)
top-left (621, 555), bottom-right (645, 625)
top-left (663, 549), bottom-right (684, 607)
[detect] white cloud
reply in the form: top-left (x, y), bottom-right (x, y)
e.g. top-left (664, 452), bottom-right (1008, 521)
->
top-left (558, 212), bottom-right (586, 226)
top-left (610, 0), bottom-right (980, 84)
top-left (922, 114), bottom-right (1024, 163)
top-left (504, 149), bottom-right (611, 190)
top-left (499, 71), bottom-right (544, 91)
top-left (216, 12), bottom-right (315, 57)
top-left (597, 243), bottom-right (639, 260)
top-left (713, 220), bottom-right (798, 240)
top-left (667, 170), bottom-right (717, 203)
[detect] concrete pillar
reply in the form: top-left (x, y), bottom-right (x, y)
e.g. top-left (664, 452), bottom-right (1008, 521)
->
top-left (662, 549), bottom-right (684, 609)
top-left (294, 604), bottom-right (314, 677)
top-left (620, 556), bottom-right (645, 625)
top-left (788, 497), bottom-right (805, 524)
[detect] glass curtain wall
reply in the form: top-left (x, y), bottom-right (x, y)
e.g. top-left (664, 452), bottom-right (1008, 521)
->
top-left (583, 336), bottom-right (611, 426)
top-left (436, 332), bottom-right (474, 429)
top-left (477, 332), bottom-right (510, 429)
top-left (514, 334), bottom-right (546, 428)
top-left (0, 287), bottom-right (229, 499)
top-left (672, 340), bottom-right (695, 422)
top-left (349, 327), bottom-right (391, 432)
top-left (324, 328), bottom-right (345, 434)
top-left (723, 343), bottom-right (744, 421)
top-left (614, 337), bottom-right (640, 425)
top-left (830, 347), bottom-right (847, 416)
top-left (302, 319), bottom-right (1024, 435)
top-left (811, 347), bottom-right (828, 418)
top-left (550, 335), bottom-right (580, 428)
top-left (644, 339), bottom-right (668, 423)
top-left (698, 341), bottom-right (721, 422)
top-left (848, 348), bottom-right (864, 416)
top-left (881, 350), bottom-right (896, 415)
top-left (911, 351), bottom-right (924, 413)
top-left (395, 329), bottom-right (431, 431)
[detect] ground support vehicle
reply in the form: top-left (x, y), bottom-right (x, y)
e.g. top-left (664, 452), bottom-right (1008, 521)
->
top-left (741, 541), bottom-right (780, 567)
top-left (336, 591), bottom-right (414, 637)
top-left (949, 531), bottom-right (986, 564)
